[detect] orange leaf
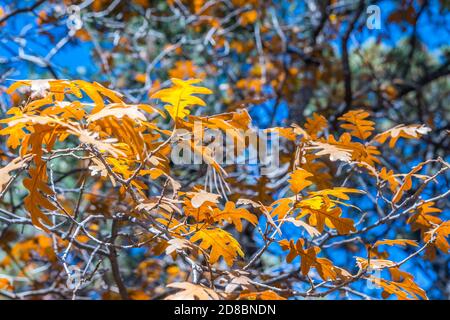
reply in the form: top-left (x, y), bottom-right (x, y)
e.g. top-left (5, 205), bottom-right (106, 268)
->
top-left (288, 168), bottom-right (313, 194)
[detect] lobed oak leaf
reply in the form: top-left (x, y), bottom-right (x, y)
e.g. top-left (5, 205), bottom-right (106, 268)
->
top-left (238, 198), bottom-right (282, 234)
top-left (299, 154), bottom-right (332, 189)
top-left (42, 101), bottom-right (86, 120)
top-left (279, 239), bottom-right (320, 275)
top-left (137, 196), bottom-right (182, 216)
top-left (165, 238), bottom-right (194, 255)
top-left (7, 79), bottom-right (124, 113)
top-left (156, 213), bottom-right (189, 235)
top-left (374, 239), bottom-right (418, 248)
top-left (190, 228), bottom-right (244, 267)
top-left (279, 239), bottom-right (346, 280)
top-left (298, 198), bottom-right (356, 234)
top-left (338, 109), bottom-right (375, 140)
top-left (379, 167), bottom-right (400, 193)
top-left (424, 221), bottom-right (450, 254)
top-left (0, 108), bottom-right (39, 149)
top-left (23, 164), bottom-right (56, 232)
top-left (212, 201), bottom-right (258, 232)
top-left (392, 162), bottom-right (425, 203)
top-left (166, 282), bottom-right (222, 300)
top-left (374, 124), bottom-right (431, 148)
top-left (304, 112), bottom-right (328, 138)
top-left (269, 197), bottom-right (294, 219)
top-left (324, 132), bottom-right (378, 166)
top-left (315, 257), bottom-right (351, 281)
top-left (356, 257), bottom-right (396, 270)
top-left (68, 126), bottom-right (126, 158)
top-left (220, 271), bottom-right (254, 293)
top-left (373, 276), bottom-right (428, 300)
top-left (87, 103), bottom-right (147, 123)
top-left (265, 127), bottom-right (297, 141)
top-left (288, 168), bottom-right (313, 194)
top-left (407, 202), bottom-right (442, 233)
top-left (308, 140), bottom-right (352, 162)
top-left (0, 156), bottom-right (31, 192)
top-left (236, 198), bottom-right (261, 208)
top-left (188, 190), bottom-right (221, 208)
top-left (72, 80), bottom-right (124, 113)
top-left (309, 187), bottom-right (365, 200)
top-left (151, 78), bottom-right (212, 120)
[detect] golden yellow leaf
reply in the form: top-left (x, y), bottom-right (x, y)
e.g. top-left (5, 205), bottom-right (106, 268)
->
top-left (298, 198), bottom-right (356, 235)
top-left (288, 168), bottom-right (313, 194)
top-left (190, 228), bottom-right (244, 266)
top-left (151, 78), bottom-right (212, 120)
top-left (309, 187), bottom-right (364, 200)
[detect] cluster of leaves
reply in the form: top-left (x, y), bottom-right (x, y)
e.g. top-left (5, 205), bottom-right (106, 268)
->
top-left (0, 77), bottom-right (448, 300)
